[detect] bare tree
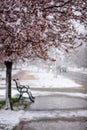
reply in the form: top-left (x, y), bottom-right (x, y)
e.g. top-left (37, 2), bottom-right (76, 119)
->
top-left (0, 0), bottom-right (86, 110)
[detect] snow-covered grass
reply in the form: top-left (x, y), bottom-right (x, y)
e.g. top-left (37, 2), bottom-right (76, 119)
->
top-left (19, 71), bottom-right (82, 88)
top-left (0, 110), bottom-right (24, 130)
top-left (0, 67), bottom-right (82, 89)
top-left (31, 72), bottom-right (81, 88)
top-left (21, 110), bottom-right (87, 121)
top-left (0, 89), bottom-right (87, 100)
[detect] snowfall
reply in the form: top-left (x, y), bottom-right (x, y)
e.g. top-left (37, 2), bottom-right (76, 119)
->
top-left (0, 65), bottom-right (87, 130)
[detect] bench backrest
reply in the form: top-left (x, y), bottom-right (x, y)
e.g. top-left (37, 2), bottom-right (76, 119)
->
top-left (13, 79), bottom-right (20, 91)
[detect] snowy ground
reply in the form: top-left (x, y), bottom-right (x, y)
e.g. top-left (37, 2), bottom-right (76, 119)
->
top-left (26, 72), bottom-right (81, 88)
top-left (0, 66), bottom-right (87, 130)
top-left (0, 109), bottom-right (87, 130)
top-left (0, 89), bottom-right (87, 100)
top-left (0, 66), bottom-right (82, 89)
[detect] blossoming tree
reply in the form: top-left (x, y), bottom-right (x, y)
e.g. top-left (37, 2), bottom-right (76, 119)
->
top-left (0, 0), bottom-right (86, 110)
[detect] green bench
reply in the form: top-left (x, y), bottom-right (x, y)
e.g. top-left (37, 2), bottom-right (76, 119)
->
top-left (13, 79), bottom-right (35, 102)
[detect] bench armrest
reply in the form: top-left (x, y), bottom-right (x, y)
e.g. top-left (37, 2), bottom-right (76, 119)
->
top-left (19, 85), bottom-right (30, 89)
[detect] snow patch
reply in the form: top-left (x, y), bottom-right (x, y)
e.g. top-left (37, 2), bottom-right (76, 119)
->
top-left (22, 110), bottom-right (87, 121)
top-left (26, 72), bottom-right (81, 88)
top-left (46, 15), bottom-right (54, 20)
top-left (71, 20), bottom-right (87, 35)
top-left (0, 89), bottom-right (87, 100)
top-left (0, 110), bottom-right (24, 130)
top-left (73, 11), bottom-right (82, 16)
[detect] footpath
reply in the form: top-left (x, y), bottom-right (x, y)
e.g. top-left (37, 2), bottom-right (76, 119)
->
top-left (14, 93), bottom-right (87, 130)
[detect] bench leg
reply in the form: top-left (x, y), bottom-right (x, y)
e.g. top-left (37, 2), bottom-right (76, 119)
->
top-left (27, 92), bottom-right (35, 102)
top-left (28, 91), bottom-right (35, 99)
top-left (17, 91), bottom-right (35, 102)
top-left (18, 92), bottom-right (23, 100)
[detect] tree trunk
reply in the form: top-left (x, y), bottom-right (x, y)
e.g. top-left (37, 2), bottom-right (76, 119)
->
top-left (4, 61), bottom-right (13, 110)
